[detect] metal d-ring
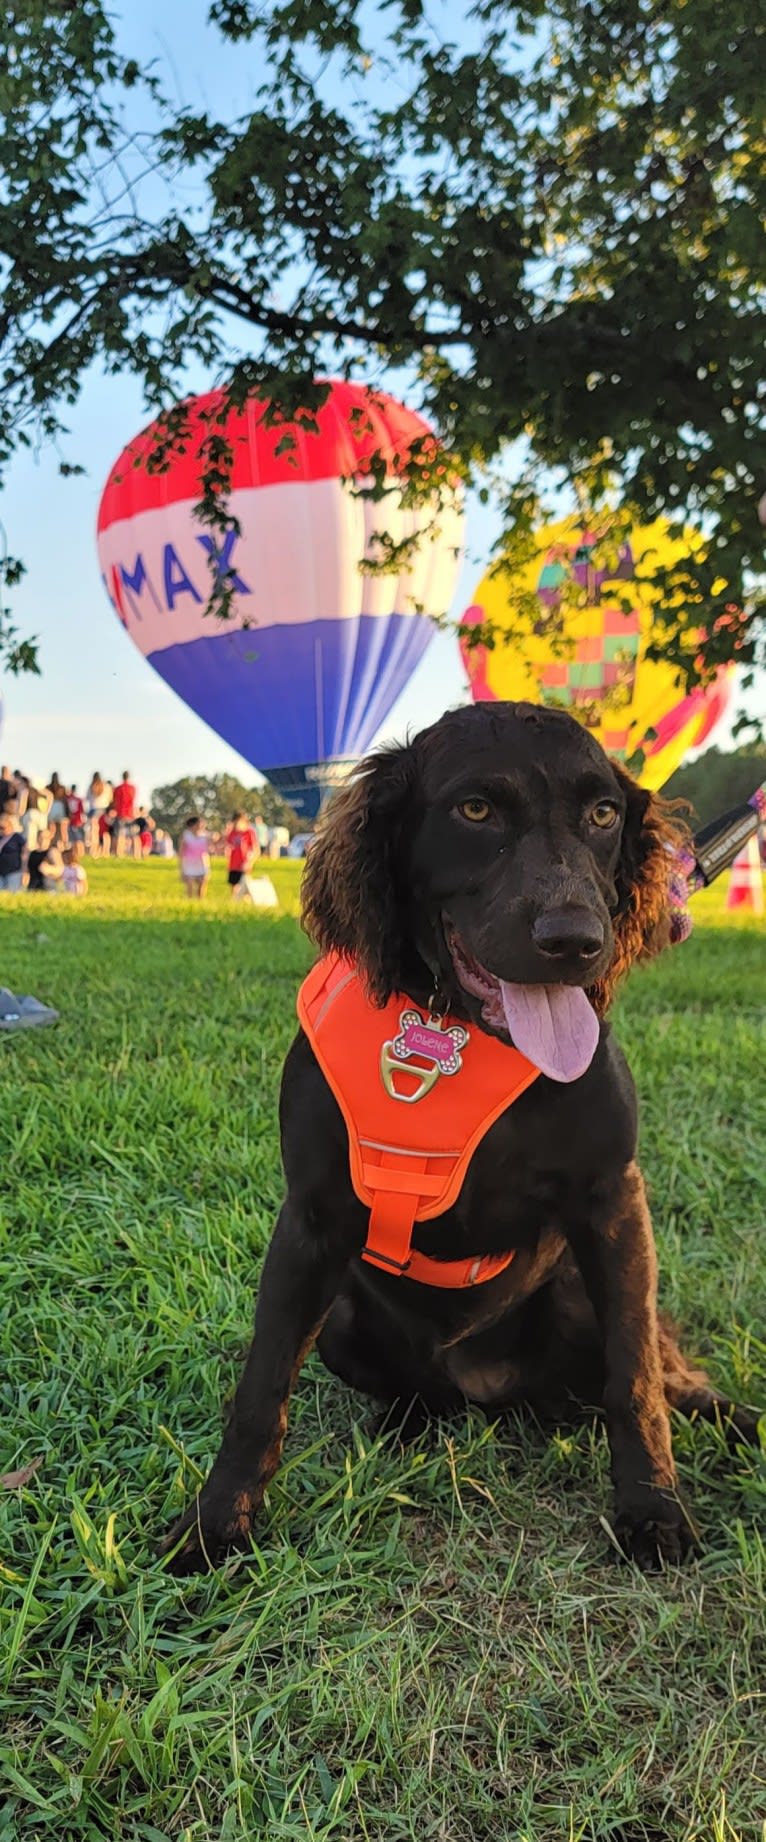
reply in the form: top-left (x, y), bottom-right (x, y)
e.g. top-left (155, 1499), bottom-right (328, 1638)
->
top-left (427, 982), bottom-right (449, 1022)
top-left (379, 1042), bottom-right (442, 1104)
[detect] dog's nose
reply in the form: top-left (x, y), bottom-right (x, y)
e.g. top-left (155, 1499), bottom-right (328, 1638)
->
top-left (532, 907), bottom-right (605, 962)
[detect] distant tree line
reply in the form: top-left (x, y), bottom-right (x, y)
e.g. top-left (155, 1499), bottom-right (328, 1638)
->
top-left (151, 775), bottom-right (299, 841)
top-left (151, 749), bottom-right (766, 841)
top-left (663, 744), bottom-right (766, 825)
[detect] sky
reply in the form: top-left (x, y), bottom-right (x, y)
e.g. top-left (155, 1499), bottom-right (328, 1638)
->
top-left (0, 0), bottom-right (759, 806)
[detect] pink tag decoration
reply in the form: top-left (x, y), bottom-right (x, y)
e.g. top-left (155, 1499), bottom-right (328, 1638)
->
top-left (402, 1022), bottom-right (458, 1066)
top-left (389, 1008), bottom-right (469, 1079)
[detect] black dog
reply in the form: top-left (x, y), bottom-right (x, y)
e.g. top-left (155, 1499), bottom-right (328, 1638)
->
top-left (164, 702), bottom-right (759, 1573)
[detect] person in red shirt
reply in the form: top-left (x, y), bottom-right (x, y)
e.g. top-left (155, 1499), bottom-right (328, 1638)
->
top-left (112, 770), bottom-right (137, 857)
top-left (225, 811), bottom-right (259, 898)
top-left (67, 785), bottom-right (85, 845)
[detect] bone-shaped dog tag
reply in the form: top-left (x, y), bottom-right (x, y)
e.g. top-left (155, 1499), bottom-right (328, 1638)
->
top-left (380, 1008), bottom-right (469, 1104)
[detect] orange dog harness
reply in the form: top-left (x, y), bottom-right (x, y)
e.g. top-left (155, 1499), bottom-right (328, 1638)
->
top-left (297, 954), bottom-right (540, 1288)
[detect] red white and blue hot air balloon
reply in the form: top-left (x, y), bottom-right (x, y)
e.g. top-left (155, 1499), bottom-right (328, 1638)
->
top-left (96, 381), bottom-right (463, 817)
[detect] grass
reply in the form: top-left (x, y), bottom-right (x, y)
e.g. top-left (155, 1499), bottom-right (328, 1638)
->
top-left (0, 862), bottom-right (764, 1842)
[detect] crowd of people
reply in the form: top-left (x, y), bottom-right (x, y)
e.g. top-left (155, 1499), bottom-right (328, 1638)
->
top-left (0, 765), bottom-right (286, 905)
top-left (0, 765), bottom-right (169, 895)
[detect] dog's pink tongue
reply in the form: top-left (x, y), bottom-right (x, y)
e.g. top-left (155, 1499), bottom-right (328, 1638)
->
top-left (500, 981), bottom-right (599, 1083)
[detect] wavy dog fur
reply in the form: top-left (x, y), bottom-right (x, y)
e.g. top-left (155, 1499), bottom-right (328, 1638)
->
top-left (587, 763), bottom-right (688, 1016)
top-left (163, 703), bottom-right (757, 1582)
top-left (302, 726), bottom-right (687, 1014)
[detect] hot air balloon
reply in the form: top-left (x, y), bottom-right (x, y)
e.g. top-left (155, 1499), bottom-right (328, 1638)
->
top-left (460, 517), bottom-right (732, 789)
top-left (97, 381), bottom-right (463, 817)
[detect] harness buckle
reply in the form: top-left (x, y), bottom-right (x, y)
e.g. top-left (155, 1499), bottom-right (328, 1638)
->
top-left (361, 1245), bottom-right (412, 1274)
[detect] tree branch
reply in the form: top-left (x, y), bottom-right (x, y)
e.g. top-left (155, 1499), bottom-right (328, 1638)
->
top-left (193, 263), bottom-right (469, 350)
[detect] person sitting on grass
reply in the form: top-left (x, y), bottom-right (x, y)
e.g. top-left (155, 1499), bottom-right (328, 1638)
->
top-left (0, 814), bottom-right (25, 892)
top-left (179, 814), bottom-right (211, 899)
top-left (62, 847), bottom-right (88, 897)
top-left (27, 827), bottom-right (64, 893)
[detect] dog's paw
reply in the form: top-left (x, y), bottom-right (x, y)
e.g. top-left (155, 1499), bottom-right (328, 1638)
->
top-left (370, 1395), bottom-right (433, 1447)
top-left (611, 1494), bottom-right (697, 1572)
top-left (718, 1402), bottom-right (764, 1448)
top-left (160, 1474), bottom-right (261, 1576)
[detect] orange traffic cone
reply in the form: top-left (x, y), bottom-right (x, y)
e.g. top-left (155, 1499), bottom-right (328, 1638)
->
top-left (726, 834), bottom-right (764, 914)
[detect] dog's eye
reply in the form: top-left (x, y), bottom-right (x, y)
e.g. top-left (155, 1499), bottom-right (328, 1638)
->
top-left (457, 797), bottom-right (491, 823)
top-left (589, 800), bottom-right (619, 829)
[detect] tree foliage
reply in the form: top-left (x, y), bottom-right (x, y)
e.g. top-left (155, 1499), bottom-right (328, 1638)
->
top-left (664, 742), bottom-right (766, 824)
top-left (1, 0), bottom-right (764, 684)
top-left (150, 773), bottom-right (297, 840)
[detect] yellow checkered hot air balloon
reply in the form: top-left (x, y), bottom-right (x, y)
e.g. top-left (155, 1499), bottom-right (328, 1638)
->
top-left (460, 517), bottom-right (732, 789)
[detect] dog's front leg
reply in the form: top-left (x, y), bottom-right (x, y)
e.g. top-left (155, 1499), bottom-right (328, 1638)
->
top-left (162, 1198), bottom-right (353, 1572)
top-left (569, 1161), bottom-right (695, 1570)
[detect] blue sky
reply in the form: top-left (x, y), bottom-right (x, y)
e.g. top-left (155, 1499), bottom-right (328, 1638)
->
top-left (0, 0), bottom-right (756, 802)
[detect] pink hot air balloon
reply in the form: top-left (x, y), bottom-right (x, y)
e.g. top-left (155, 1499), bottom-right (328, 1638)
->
top-left (97, 381), bottom-right (463, 817)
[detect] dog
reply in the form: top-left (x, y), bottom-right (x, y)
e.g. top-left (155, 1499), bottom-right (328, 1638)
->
top-left (164, 701), bottom-right (759, 1574)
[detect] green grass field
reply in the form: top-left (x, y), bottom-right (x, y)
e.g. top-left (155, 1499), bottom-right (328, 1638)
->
top-left (1, 861), bottom-right (764, 1842)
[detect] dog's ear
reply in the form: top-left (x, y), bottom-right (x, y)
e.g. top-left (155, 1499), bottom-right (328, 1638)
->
top-left (590, 761), bottom-right (688, 1015)
top-left (301, 741), bottom-right (417, 1004)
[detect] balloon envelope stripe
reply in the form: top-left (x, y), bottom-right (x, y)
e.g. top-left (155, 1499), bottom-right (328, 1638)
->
top-left (145, 612), bottom-right (433, 781)
top-left (97, 481), bottom-right (461, 652)
top-left (97, 383), bottom-right (436, 529)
